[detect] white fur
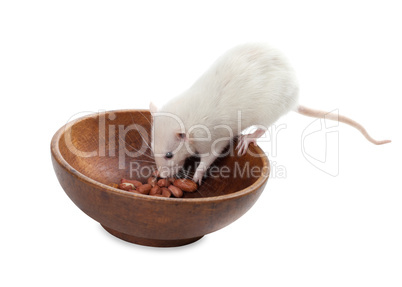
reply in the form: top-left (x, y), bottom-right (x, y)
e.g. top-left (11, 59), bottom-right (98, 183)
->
top-left (151, 43), bottom-right (299, 179)
top-left (151, 43), bottom-right (389, 181)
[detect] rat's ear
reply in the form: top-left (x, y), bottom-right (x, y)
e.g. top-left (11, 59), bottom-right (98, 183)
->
top-left (149, 102), bottom-right (158, 115)
top-left (176, 132), bottom-right (193, 144)
top-left (176, 132), bottom-right (186, 140)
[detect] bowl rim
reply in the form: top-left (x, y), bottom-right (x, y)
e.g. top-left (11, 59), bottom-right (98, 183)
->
top-left (51, 109), bottom-right (270, 203)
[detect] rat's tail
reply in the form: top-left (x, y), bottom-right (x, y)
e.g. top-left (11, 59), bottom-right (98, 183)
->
top-left (296, 105), bottom-right (391, 145)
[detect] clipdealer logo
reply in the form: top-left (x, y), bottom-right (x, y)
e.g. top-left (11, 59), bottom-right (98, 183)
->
top-left (301, 109), bottom-right (339, 176)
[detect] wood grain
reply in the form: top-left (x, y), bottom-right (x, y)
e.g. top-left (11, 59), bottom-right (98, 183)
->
top-left (51, 110), bottom-right (269, 247)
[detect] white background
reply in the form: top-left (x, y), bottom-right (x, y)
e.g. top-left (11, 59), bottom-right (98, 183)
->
top-left (1, 1), bottom-right (401, 286)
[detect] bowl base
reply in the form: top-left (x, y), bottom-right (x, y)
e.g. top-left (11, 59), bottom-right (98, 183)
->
top-left (101, 225), bottom-right (204, 247)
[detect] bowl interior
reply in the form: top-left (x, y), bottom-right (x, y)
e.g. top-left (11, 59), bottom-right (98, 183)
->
top-left (57, 110), bottom-right (267, 198)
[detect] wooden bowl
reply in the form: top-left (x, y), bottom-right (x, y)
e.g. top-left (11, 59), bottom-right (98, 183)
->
top-left (51, 110), bottom-right (269, 247)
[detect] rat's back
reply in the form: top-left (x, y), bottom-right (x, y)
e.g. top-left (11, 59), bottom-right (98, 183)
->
top-left (162, 43), bottom-right (299, 135)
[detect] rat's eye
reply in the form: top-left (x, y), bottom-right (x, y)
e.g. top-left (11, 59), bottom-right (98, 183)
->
top-left (165, 152), bottom-right (173, 159)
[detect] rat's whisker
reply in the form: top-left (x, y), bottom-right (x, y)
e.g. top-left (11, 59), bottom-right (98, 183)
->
top-left (129, 112), bottom-right (153, 152)
top-left (139, 110), bottom-right (153, 127)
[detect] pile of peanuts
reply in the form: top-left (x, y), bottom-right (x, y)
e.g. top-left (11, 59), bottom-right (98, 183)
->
top-left (110, 173), bottom-right (198, 198)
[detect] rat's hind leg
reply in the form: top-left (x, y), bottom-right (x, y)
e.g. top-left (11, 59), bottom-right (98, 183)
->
top-left (236, 128), bottom-right (266, 156)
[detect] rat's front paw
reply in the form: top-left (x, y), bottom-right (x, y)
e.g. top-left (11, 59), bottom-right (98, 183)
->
top-left (192, 168), bottom-right (205, 185)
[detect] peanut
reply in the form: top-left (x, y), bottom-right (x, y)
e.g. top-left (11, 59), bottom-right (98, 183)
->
top-left (118, 182), bottom-right (135, 191)
top-left (121, 178), bottom-right (142, 188)
top-left (137, 184), bottom-right (152, 195)
top-left (149, 186), bottom-right (161, 195)
top-left (157, 178), bottom-right (170, 188)
top-left (148, 177), bottom-right (158, 187)
top-left (109, 183), bottom-right (119, 189)
top-left (161, 187), bottom-right (171, 198)
top-left (114, 175), bottom-right (197, 198)
top-left (173, 179), bottom-right (198, 192)
top-left (168, 185), bottom-right (183, 198)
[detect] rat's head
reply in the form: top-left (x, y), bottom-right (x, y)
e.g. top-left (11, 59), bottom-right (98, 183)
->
top-left (149, 103), bottom-right (194, 178)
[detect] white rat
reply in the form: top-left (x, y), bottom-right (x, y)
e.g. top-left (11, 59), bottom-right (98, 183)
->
top-left (149, 43), bottom-right (390, 184)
